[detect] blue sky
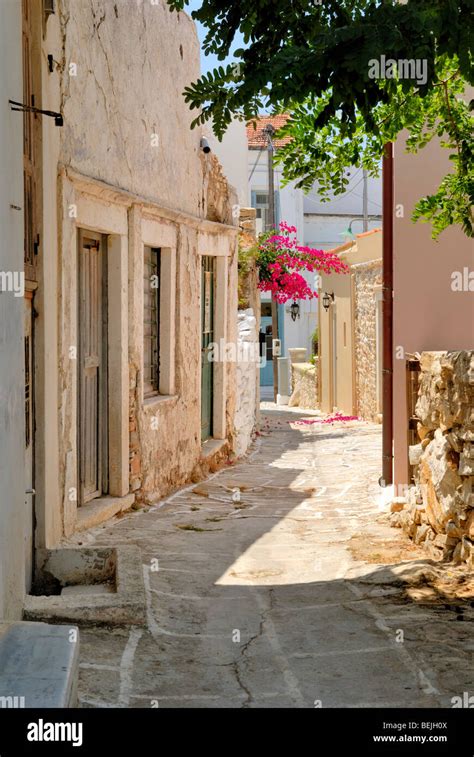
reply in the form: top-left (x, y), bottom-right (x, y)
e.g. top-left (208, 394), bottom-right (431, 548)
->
top-left (187, 0), bottom-right (245, 75)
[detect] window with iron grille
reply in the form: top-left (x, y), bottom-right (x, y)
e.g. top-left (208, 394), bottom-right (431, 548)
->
top-left (143, 247), bottom-right (161, 398)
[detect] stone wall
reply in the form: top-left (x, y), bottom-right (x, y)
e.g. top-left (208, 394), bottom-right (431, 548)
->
top-left (125, 214), bottom-right (237, 507)
top-left (353, 260), bottom-right (382, 422)
top-left (238, 208), bottom-right (259, 310)
top-left (289, 361), bottom-right (318, 409)
top-left (391, 351), bottom-right (474, 567)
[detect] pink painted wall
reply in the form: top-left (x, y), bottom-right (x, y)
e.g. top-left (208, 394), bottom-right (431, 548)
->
top-left (393, 135), bottom-right (474, 485)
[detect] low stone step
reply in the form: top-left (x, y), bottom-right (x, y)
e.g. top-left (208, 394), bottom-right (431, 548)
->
top-left (24, 546), bottom-right (146, 626)
top-left (61, 583), bottom-right (114, 597)
top-left (0, 621), bottom-right (79, 708)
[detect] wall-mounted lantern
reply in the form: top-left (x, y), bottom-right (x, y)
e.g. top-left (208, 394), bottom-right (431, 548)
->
top-left (322, 291), bottom-right (334, 311)
top-left (44, 0), bottom-right (56, 15)
top-left (290, 300), bottom-right (300, 322)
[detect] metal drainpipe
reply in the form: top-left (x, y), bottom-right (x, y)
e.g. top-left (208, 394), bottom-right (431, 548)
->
top-left (381, 142), bottom-right (394, 487)
top-left (265, 125), bottom-right (279, 403)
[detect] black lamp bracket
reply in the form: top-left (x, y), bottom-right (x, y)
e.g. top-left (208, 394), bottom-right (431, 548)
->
top-left (9, 100), bottom-right (63, 127)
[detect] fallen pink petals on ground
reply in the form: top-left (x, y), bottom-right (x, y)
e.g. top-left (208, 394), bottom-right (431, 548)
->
top-left (293, 413), bottom-right (361, 425)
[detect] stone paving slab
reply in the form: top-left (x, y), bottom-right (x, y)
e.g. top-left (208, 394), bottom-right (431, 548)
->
top-left (0, 621), bottom-right (79, 708)
top-left (72, 406), bottom-right (473, 708)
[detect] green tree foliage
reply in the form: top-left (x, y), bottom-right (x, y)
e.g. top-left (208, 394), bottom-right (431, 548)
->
top-left (166, 0), bottom-right (473, 238)
top-left (277, 58), bottom-right (474, 238)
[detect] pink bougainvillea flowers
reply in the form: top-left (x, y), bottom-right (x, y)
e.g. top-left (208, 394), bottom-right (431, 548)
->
top-left (256, 222), bottom-right (349, 304)
top-left (294, 413), bottom-right (360, 425)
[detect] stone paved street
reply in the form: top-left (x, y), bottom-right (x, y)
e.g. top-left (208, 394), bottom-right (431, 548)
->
top-left (74, 404), bottom-right (473, 708)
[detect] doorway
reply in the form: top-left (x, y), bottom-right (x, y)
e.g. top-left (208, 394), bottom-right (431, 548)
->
top-left (78, 230), bottom-right (108, 505)
top-left (259, 300), bottom-right (273, 387)
top-left (201, 256), bottom-right (215, 441)
top-left (24, 294), bottom-right (34, 589)
top-left (22, 0), bottom-right (38, 591)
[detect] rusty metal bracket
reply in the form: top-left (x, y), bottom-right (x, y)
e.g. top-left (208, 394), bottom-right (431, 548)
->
top-left (9, 100), bottom-right (63, 127)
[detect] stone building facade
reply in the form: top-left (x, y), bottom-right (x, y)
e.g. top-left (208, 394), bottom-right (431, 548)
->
top-left (12, 0), bottom-right (240, 585)
top-left (392, 351), bottom-right (474, 566)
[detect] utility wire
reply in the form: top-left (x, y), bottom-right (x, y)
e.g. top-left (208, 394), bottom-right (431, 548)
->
top-left (303, 175), bottom-right (366, 206)
top-left (248, 146), bottom-right (266, 182)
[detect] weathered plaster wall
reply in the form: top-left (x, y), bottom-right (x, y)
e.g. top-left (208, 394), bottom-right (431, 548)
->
top-left (234, 309), bottom-right (258, 457)
top-left (392, 351), bottom-right (474, 567)
top-left (209, 119), bottom-right (249, 207)
top-left (353, 260), bottom-right (382, 422)
top-left (289, 362), bottom-right (318, 409)
top-left (54, 174), bottom-right (237, 516)
top-left (39, 0), bottom-right (239, 532)
top-left (0, 0), bottom-right (26, 618)
top-left (129, 222), bottom-right (202, 501)
top-left (34, 0), bottom-right (63, 552)
top-left (129, 213), bottom-right (237, 504)
top-left (58, 0), bottom-right (205, 218)
top-left (318, 270), bottom-right (353, 415)
top-left (236, 207), bottom-right (260, 438)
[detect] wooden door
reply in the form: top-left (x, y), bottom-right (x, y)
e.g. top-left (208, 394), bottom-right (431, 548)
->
top-left (259, 301), bottom-right (273, 386)
top-left (22, 0), bottom-right (36, 591)
top-left (78, 231), bottom-right (108, 504)
top-left (201, 256), bottom-right (215, 441)
top-left (24, 295), bottom-right (34, 589)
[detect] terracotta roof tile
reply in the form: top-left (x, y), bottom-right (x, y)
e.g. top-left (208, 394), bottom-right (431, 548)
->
top-left (246, 114), bottom-right (291, 149)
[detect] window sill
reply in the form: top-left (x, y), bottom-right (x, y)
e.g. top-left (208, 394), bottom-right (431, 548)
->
top-left (143, 394), bottom-right (178, 410)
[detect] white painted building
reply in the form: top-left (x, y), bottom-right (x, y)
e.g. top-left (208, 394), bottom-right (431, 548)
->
top-left (213, 115), bottom-right (382, 389)
top-left (208, 119), bottom-right (249, 207)
top-left (304, 171), bottom-right (383, 250)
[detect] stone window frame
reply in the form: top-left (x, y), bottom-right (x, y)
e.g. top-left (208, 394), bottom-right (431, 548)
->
top-left (60, 184), bottom-right (131, 538)
top-left (197, 233), bottom-right (231, 443)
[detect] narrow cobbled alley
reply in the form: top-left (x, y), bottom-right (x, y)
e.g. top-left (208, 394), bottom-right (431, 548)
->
top-left (75, 405), bottom-right (473, 709)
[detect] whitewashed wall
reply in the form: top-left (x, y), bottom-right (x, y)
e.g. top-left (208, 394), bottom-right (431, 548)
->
top-left (234, 310), bottom-right (258, 457)
top-left (0, 0), bottom-right (26, 618)
top-left (209, 120), bottom-right (249, 207)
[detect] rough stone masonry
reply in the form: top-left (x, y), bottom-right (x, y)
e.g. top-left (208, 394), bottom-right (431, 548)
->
top-left (391, 351), bottom-right (474, 566)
